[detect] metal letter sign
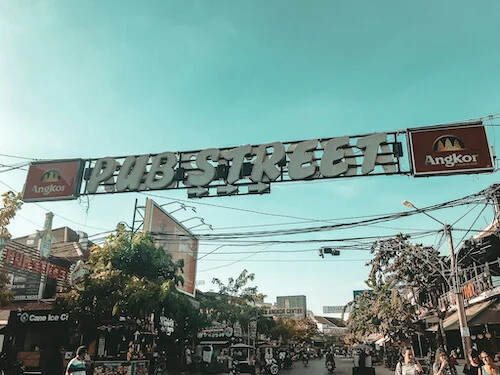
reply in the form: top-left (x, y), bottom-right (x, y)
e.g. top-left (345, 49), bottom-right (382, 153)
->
top-left (77, 131), bottom-right (404, 199)
top-left (21, 122), bottom-right (493, 201)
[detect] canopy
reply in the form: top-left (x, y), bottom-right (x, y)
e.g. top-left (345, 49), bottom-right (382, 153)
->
top-left (427, 299), bottom-right (494, 332)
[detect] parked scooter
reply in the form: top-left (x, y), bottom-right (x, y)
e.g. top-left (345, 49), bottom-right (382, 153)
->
top-left (229, 359), bottom-right (241, 375)
top-left (264, 358), bottom-right (280, 375)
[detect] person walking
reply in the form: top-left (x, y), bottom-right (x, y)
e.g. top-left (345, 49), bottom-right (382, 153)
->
top-left (480, 350), bottom-right (499, 375)
top-left (65, 346), bottom-right (87, 375)
top-left (433, 348), bottom-right (458, 375)
top-left (463, 349), bottom-right (481, 375)
top-left (395, 347), bottom-right (423, 375)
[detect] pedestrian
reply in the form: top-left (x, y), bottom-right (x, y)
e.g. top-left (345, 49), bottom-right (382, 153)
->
top-left (395, 347), bottom-right (423, 375)
top-left (65, 346), bottom-right (87, 375)
top-left (479, 350), bottom-right (499, 375)
top-left (433, 348), bottom-right (458, 375)
top-left (463, 349), bottom-right (481, 375)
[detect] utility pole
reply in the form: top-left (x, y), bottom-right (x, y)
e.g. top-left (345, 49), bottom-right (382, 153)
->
top-left (444, 224), bottom-right (471, 356)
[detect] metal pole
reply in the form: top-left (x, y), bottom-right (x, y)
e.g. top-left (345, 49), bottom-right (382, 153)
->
top-left (444, 224), bottom-right (471, 356)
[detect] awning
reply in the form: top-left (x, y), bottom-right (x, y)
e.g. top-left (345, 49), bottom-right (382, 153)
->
top-left (467, 300), bottom-right (500, 325)
top-left (427, 299), bottom-right (494, 332)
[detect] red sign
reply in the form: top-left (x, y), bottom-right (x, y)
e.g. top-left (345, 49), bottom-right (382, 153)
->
top-left (409, 124), bottom-right (494, 176)
top-left (4, 248), bottom-right (70, 282)
top-left (144, 199), bottom-right (198, 297)
top-left (22, 160), bottom-right (84, 202)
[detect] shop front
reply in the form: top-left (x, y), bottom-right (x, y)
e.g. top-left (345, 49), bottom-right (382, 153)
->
top-left (196, 325), bottom-right (234, 374)
top-left (88, 318), bottom-right (158, 375)
top-left (7, 309), bottom-right (72, 373)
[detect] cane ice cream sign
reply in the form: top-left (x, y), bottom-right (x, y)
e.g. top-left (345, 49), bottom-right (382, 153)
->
top-left (409, 125), bottom-right (494, 176)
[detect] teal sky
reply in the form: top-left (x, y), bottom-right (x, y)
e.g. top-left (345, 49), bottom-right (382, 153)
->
top-left (1, 0), bottom-right (500, 316)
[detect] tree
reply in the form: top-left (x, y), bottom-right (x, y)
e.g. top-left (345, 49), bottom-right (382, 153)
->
top-left (60, 228), bottom-right (185, 337)
top-left (0, 191), bottom-right (22, 306)
top-left (0, 191), bottom-right (22, 242)
top-left (212, 269), bottom-right (265, 303)
top-left (346, 234), bottom-right (439, 343)
top-left (203, 269), bottom-right (265, 327)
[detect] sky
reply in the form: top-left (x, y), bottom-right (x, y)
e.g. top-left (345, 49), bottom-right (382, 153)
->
top-left (1, 0), bottom-right (500, 317)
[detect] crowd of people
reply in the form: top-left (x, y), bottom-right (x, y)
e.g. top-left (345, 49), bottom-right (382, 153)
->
top-left (392, 346), bottom-right (499, 375)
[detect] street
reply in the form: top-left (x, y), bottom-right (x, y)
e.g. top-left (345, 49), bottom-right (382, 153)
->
top-left (263, 357), bottom-right (364, 375)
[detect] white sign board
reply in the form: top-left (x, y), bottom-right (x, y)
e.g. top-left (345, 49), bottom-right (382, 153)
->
top-left (323, 305), bottom-right (353, 314)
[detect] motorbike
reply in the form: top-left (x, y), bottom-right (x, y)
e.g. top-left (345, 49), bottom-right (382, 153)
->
top-left (282, 355), bottom-right (293, 369)
top-left (301, 353), bottom-right (309, 367)
top-left (264, 358), bottom-right (280, 375)
top-left (326, 360), bottom-right (336, 373)
top-left (229, 359), bottom-right (241, 375)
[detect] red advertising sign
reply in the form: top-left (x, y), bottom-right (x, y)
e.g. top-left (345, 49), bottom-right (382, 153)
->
top-left (23, 160), bottom-right (84, 202)
top-left (4, 248), bottom-right (70, 282)
top-left (144, 199), bottom-right (198, 297)
top-left (409, 124), bottom-right (494, 176)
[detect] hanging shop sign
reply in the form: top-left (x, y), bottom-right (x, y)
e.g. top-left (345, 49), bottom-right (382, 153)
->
top-left (408, 124), bottom-right (494, 176)
top-left (22, 160), bottom-right (85, 202)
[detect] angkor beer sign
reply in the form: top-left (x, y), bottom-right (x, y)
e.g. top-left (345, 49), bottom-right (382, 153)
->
top-left (409, 124), bottom-right (494, 176)
top-left (21, 122), bottom-right (494, 200)
top-left (81, 132), bottom-right (403, 199)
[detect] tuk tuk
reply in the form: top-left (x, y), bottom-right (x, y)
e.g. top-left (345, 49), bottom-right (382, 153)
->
top-left (230, 343), bottom-right (256, 375)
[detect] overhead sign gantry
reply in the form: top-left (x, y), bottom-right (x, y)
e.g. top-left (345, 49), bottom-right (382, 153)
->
top-left (22, 121), bottom-right (494, 202)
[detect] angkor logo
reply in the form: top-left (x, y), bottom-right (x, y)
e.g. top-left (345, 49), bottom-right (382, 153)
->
top-left (40, 169), bottom-right (62, 183)
top-left (433, 135), bottom-right (465, 152)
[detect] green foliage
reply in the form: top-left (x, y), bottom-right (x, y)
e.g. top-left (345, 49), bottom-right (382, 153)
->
top-left (0, 191), bottom-right (22, 241)
top-left (0, 191), bottom-right (22, 306)
top-left (203, 269), bottom-right (265, 326)
top-left (62, 228), bottom-right (185, 334)
top-left (264, 318), bottom-right (319, 343)
top-left (347, 234), bottom-right (434, 343)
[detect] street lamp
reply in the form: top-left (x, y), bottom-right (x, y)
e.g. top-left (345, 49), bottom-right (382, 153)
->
top-left (403, 200), bottom-right (471, 355)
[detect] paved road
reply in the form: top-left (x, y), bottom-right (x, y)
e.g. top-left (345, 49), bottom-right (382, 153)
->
top-left (270, 356), bottom-right (356, 375)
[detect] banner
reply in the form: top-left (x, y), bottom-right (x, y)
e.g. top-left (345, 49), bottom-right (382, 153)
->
top-left (144, 199), bottom-right (197, 297)
top-left (409, 124), bottom-right (494, 176)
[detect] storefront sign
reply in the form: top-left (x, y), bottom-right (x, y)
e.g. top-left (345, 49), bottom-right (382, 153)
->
top-left (22, 160), bottom-right (84, 202)
top-left (263, 308), bottom-right (304, 317)
top-left (409, 124), bottom-right (494, 176)
top-left (14, 311), bottom-right (70, 324)
top-left (70, 260), bottom-right (89, 291)
top-left (197, 326), bottom-right (233, 339)
top-left (323, 305), bottom-right (353, 314)
top-left (4, 248), bottom-right (70, 282)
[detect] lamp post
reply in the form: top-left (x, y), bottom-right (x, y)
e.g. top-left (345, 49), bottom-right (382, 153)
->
top-left (403, 200), bottom-right (471, 355)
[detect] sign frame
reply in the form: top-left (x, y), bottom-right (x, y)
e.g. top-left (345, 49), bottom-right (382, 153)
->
top-left (408, 122), bottom-right (494, 177)
top-left (22, 159), bottom-right (85, 202)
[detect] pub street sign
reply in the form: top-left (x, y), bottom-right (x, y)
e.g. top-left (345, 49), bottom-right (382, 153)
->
top-left (22, 122), bottom-right (494, 201)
